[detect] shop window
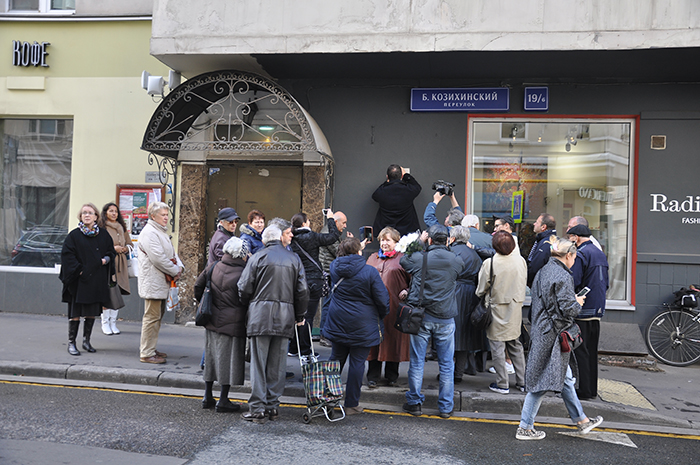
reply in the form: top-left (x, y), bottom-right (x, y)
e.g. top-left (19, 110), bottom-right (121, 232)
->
top-left (468, 117), bottom-right (634, 305)
top-left (0, 119), bottom-right (72, 267)
top-left (8, 0), bottom-right (74, 13)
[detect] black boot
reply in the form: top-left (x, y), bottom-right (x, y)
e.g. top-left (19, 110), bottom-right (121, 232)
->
top-left (82, 318), bottom-right (96, 353)
top-left (202, 381), bottom-right (215, 409)
top-left (68, 320), bottom-right (81, 356)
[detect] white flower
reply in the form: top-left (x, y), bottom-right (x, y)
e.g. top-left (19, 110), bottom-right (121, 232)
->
top-left (395, 232), bottom-right (420, 253)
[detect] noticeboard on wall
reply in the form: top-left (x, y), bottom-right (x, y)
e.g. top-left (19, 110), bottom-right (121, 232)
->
top-left (116, 184), bottom-right (165, 239)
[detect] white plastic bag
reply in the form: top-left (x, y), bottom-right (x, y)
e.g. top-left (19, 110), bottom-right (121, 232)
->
top-left (127, 245), bottom-right (138, 278)
top-left (166, 281), bottom-right (180, 312)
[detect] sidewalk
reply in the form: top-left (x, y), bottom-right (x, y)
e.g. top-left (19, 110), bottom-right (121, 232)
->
top-left (1, 312), bottom-right (699, 434)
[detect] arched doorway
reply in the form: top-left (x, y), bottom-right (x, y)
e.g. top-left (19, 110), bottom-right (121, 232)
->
top-left (141, 70), bottom-right (334, 321)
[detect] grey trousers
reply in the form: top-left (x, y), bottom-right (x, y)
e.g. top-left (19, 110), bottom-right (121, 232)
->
top-left (248, 335), bottom-right (288, 414)
top-left (489, 338), bottom-right (526, 389)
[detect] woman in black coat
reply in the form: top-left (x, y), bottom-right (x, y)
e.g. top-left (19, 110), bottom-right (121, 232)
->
top-left (195, 236), bottom-right (249, 413)
top-left (323, 238), bottom-right (389, 414)
top-left (59, 203), bottom-right (116, 356)
top-left (449, 226), bottom-right (484, 380)
top-left (288, 210), bottom-right (340, 357)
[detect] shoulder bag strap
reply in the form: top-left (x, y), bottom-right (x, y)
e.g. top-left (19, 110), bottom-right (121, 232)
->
top-left (292, 241), bottom-right (324, 273)
top-left (330, 277), bottom-right (345, 294)
top-left (205, 261), bottom-right (218, 290)
top-left (488, 257), bottom-right (494, 299)
top-left (418, 251), bottom-right (428, 306)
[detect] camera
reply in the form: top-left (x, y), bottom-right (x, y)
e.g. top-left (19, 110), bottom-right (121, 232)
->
top-left (431, 180), bottom-right (455, 196)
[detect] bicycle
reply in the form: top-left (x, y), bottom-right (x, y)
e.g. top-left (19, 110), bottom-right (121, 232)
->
top-left (645, 288), bottom-right (700, 367)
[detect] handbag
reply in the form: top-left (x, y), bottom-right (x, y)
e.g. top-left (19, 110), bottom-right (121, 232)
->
top-left (293, 242), bottom-right (331, 296)
top-left (195, 261), bottom-right (217, 326)
top-left (559, 322), bottom-right (583, 353)
top-left (395, 251), bottom-right (428, 335)
top-left (166, 280), bottom-right (180, 312)
top-left (471, 258), bottom-right (494, 330)
top-left (127, 245), bottom-right (138, 278)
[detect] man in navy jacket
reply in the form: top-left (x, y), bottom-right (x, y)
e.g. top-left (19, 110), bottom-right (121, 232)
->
top-left (567, 224), bottom-right (609, 400)
top-left (527, 213), bottom-right (556, 287)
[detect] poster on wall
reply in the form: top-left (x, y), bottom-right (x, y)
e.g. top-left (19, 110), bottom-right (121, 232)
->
top-left (512, 190), bottom-right (524, 223)
top-left (116, 184), bottom-right (166, 240)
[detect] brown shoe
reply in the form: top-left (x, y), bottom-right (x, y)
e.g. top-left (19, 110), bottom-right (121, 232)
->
top-left (345, 406), bottom-right (364, 415)
top-left (155, 350), bottom-right (168, 358)
top-left (140, 355), bottom-right (166, 364)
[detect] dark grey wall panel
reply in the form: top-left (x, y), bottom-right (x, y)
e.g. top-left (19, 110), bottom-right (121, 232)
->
top-left (281, 77), bottom-right (700, 327)
top-left (0, 272), bottom-right (174, 323)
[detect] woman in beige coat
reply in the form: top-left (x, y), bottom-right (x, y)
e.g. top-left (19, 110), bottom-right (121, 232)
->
top-left (476, 231), bottom-right (527, 394)
top-left (98, 202), bottom-right (134, 335)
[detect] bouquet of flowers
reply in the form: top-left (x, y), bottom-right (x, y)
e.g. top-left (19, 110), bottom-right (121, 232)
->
top-left (395, 232), bottom-right (424, 255)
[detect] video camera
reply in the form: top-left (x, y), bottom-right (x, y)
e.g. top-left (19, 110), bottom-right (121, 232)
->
top-left (431, 180), bottom-right (455, 197)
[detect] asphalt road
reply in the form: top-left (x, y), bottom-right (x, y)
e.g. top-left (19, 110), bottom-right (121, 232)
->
top-left (1, 380), bottom-right (698, 465)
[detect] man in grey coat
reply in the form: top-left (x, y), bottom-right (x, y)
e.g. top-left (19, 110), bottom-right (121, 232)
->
top-left (238, 221), bottom-right (309, 423)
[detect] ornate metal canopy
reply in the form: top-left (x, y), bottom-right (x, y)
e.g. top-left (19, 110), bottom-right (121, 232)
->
top-left (141, 70), bottom-right (318, 158)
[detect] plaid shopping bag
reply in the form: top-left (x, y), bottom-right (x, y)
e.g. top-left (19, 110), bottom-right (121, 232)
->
top-left (301, 360), bottom-right (344, 406)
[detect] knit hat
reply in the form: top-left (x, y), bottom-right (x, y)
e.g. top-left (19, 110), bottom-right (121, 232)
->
top-left (566, 224), bottom-right (591, 237)
top-left (223, 236), bottom-right (249, 259)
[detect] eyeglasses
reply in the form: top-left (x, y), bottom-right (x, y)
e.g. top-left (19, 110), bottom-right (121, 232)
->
top-left (81, 211), bottom-right (96, 216)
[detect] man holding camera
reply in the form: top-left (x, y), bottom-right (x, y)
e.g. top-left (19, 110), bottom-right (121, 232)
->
top-left (423, 182), bottom-right (464, 230)
top-left (372, 164), bottom-right (422, 236)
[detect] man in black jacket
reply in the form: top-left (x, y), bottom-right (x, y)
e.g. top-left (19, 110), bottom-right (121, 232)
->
top-left (527, 213), bottom-right (556, 287)
top-left (372, 164), bottom-right (422, 236)
top-left (400, 225), bottom-right (465, 419)
top-left (238, 221), bottom-right (309, 423)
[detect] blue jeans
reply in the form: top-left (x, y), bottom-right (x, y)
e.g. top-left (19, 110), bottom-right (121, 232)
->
top-left (519, 365), bottom-right (586, 429)
top-left (405, 319), bottom-right (455, 413)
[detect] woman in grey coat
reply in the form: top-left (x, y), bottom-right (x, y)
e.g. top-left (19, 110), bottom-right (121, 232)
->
top-left (516, 237), bottom-right (603, 440)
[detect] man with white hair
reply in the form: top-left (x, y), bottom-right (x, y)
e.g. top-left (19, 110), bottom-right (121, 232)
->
top-left (461, 214), bottom-right (493, 249)
top-left (238, 221), bottom-right (309, 423)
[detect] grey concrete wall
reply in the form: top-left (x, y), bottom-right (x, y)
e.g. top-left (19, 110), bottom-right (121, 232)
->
top-left (151, 0), bottom-right (700, 56)
top-left (0, 270), bottom-right (174, 324)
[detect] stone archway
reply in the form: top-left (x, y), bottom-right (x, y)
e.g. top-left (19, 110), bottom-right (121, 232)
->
top-left (141, 70), bottom-right (334, 322)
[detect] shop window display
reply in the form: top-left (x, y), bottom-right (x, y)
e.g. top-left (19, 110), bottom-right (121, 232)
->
top-left (469, 118), bottom-right (633, 304)
top-left (0, 119), bottom-right (72, 267)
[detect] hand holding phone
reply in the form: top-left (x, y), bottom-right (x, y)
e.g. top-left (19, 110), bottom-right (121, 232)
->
top-left (576, 287), bottom-right (591, 297)
top-left (359, 226), bottom-right (373, 243)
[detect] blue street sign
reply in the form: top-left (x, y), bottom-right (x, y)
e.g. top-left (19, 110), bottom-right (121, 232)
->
top-left (411, 88), bottom-right (510, 112)
top-left (524, 87), bottom-right (549, 111)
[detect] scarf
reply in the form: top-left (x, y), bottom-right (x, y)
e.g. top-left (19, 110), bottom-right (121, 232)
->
top-left (378, 248), bottom-right (398, 259)
top-left (79, 221), bottom-right (99, 237)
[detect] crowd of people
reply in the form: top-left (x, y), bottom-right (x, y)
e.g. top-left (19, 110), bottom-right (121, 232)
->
top-left (59, 164), bottom-right (609, 437)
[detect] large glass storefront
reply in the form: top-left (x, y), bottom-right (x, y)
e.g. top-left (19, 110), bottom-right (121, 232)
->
top-left (468, 117), bottom-right (635, 306)
top-left (0, 119), bottom-right (73, 267)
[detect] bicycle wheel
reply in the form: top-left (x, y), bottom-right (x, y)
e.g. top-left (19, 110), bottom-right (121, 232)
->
top-left (646, 310), bottom-right (700, 366)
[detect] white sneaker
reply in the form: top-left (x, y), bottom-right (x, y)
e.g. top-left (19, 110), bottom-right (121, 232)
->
top-left (488, 366), bottom-right (496, 374)
top-left (577, 416), bottom-right (603, 434)
top-left (516, 427), bottom-right (546, 440)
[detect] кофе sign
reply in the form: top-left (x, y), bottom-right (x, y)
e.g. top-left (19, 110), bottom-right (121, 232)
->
top-left (12, 40), bottom-right (50, 67)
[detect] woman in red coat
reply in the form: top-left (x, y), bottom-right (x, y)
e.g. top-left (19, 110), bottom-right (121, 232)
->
top-left (365, 227), bottom-right (411, 387)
